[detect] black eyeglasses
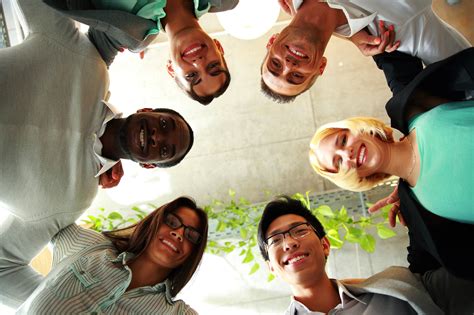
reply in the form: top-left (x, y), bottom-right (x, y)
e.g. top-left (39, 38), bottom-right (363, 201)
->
top-left (164, 212), bottom-right (202, 245)
top-left (265, 222), bottom-right (318, 249)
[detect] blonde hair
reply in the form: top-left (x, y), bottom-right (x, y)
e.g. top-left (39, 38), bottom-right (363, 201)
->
top-left (309, 117), bottom-right (395, 192)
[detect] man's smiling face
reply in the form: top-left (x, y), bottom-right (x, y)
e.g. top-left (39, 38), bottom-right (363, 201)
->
top-left (265, 214), bottom-right (330, 286)
top-left (120, 110), bottom-right (191, 165)
top-left (261, 28), bottom-right (327, 97)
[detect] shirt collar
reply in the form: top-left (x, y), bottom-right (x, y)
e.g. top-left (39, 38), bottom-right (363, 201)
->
top-left (94, 101), bottom-right (122, 177)
top-left (287, 279), bottom-right (366, 314)
top-left (110, 251), bottom-right (175, 303)
top-left (326, 1), bottom-right (378, 37)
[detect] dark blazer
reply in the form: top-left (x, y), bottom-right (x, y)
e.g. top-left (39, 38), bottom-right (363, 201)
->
top-left (374, 48), bottom-right (474, 280)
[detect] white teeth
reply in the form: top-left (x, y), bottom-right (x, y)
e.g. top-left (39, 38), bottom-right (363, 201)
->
top-left (287, 255), bottom-right (306, 265)
top-left (139, 128), bottom-right (145, 150)
top-left (358, 146), bottom-right (366, 166)
top-left (163, 240), bottom-right (178, 252)
top-left (184, 46), bottom-right (202, 56)
top-left (289, 47), bottom-right (305, 57)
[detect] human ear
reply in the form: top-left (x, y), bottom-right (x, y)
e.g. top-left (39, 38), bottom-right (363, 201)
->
top-left (319, 56), bottom-right (328, 75)
top-left (140, 163), bottom-right (156, 169)
top-left (266, 33), bottom-right (280, 50)
top-left (213, 39), bottom-right (224, 55)
top-left (166, 59), bottom-right (175, 78)
top-left (321, 236), bottom-right (330, 258)
top-left (266, 260), bottom-right (276, 274)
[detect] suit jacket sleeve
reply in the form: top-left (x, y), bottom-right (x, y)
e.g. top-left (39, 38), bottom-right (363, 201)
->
top-left (388, 49), bottom-right (474, 280)
top-left (373, 51), bottom-right (423, 96)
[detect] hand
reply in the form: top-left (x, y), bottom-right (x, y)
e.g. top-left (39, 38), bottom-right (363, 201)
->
top-left (278, 0), bottom-right (297, 16)
top-left (368, 186), bottom-right (406, 227)
top-left (350, 21), bottom-right (400, 57)
top-left (99, 161), bottom-right (124, 189)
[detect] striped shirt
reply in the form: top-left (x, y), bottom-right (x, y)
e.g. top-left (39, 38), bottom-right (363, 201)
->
top-left (17, 224), bottom-right (197, 315)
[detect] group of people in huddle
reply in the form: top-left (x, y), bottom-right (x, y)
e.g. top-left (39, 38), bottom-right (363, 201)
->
top-left (0, 0), bottom-right (473, 314)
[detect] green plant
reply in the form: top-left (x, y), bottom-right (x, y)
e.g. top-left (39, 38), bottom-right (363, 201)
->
top-left (84, 190), bottom-right (397, 280)
top-left (83, 206), bottom-right (149, 232)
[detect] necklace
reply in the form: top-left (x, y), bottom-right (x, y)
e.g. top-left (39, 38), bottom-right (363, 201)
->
top-left (404, 135), bottom-right (416, 182)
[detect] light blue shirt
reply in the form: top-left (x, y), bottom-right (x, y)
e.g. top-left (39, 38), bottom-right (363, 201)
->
top-left (17, 224), bottom-right (197, 315)
top-left (409, 101), bottom-right (474, 224)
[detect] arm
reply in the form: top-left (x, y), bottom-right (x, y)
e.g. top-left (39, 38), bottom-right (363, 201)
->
top-left (15, 0), bottom-right (78, 44)
top-left (373, 51), bottom-right (423, 96)
top-left (208, 0), bottom-right (239, 12)
top-left (0, 210), bottom-right (83, 308)
top-left (51, 224), bottom-right (108, 267)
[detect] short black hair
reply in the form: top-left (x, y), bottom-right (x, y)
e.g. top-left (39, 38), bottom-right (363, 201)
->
top-left (175, 60), bottom-right (231, 106)
top-left (149, 108), bottom-right (194, 168)
top-left (257, 196), bottom-right (326, 261)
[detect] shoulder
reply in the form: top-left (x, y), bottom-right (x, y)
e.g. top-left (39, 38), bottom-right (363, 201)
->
top-left (207, 0), bottom-right (239, 12)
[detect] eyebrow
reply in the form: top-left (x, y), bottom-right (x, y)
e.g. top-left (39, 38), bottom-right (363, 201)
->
top-left (169, 117), bottom-right (176, 130)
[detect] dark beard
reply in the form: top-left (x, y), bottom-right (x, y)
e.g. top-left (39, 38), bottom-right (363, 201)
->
top-left (118, 116), bottom-right (136, 161)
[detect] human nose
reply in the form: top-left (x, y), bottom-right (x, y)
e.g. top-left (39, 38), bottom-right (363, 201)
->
top-left (150, 128), bottom-right (162, 147)
top-left (338, 147), bottom-right (356, 168)
top-left (170, 229), bottom-right (184, 242)
top-left (191, 56), bottom-right (204, 66)
top-left (282, 233), bottom-right (299, 251)
top-left (284, 55), bottom-right (298, 67)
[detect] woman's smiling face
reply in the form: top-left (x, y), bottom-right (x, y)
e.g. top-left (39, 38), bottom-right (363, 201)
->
top-left (314, 129), bottom-right (388, 178)
top-left (143, 207), bottom-right (201, 270)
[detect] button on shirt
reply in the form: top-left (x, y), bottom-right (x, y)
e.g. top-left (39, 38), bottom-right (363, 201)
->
top-left (17, 224), bottom-right (197, 315)
top-left (285, 280), bottom-right (417, 315)
top-left (294, 0), bottom-right (471, 65)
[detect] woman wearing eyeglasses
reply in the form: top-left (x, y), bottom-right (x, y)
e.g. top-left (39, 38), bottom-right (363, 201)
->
top-left (17, 197), bottom-right (207, 314)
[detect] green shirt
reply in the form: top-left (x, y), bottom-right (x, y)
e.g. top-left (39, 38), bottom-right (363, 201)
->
top-left (91, 0), bottom-right (212, 35)
top-left (409, 100), bottom-right (474, 224)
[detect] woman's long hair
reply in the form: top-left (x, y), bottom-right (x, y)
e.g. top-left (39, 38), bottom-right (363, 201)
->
top-left (103, 196), bottom-right (208, 297)
top-left (309, 117), bottom-right (395, 191)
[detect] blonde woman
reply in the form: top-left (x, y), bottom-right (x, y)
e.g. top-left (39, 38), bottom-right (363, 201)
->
top-left (308, 48), bottom-right (474, 281)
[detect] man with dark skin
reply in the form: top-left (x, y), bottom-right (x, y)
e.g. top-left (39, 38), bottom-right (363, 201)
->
top-left (0, 0), bottom-right (194, 307)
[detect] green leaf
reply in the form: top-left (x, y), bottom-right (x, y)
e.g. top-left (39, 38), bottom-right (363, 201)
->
top-left (376, 225), bottom-right (397, 239)
top-left (360, 234), bottom-right (376, 253)
top-left (345, 227), bottom-right (363, 243)
top-left (242, 249), bottom-right (254, 264)
top-left (316, 205), bottom-right (335, 217)
top-left (228, 189), bottom-right (236, 197)
top-left (108, 212), bottom-right (123, 220)
top-left (239, 249), bottom-right (246, 256)
top-left (249, 263), bottom-right (260, 275)
top-left (267, 273), bottom-right (276, 282)
top-left (240, 228), bottom-right (248, 240)
top-left (326, 229), bottom-right (343, 248)
top-left (216, 221), bottom-right (227, 232)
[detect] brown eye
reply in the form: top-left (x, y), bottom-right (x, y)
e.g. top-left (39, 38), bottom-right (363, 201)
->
top-left (271, 58), bottom-right (281, 69)
top-left (160, 146), bottom-right (169, 158)
top-left (185, 72), bottom-right (197, 81)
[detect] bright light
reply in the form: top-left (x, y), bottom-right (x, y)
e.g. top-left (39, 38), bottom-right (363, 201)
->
top-left (104, 160), bottom-right (172, 205)
top-left (217, 0), bottom-right (280, 40)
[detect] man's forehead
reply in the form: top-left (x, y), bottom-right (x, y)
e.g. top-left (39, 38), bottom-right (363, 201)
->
top-left (266, 214), bottom-right (307, 235)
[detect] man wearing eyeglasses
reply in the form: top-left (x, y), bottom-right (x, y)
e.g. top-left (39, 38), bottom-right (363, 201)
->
top-left (257, 196), bottom-right (474, 314)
